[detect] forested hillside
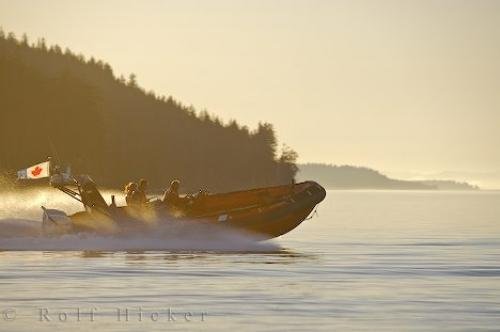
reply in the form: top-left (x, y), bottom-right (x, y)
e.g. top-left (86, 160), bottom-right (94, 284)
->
top-left (0, 30), bottom-right (298, 192)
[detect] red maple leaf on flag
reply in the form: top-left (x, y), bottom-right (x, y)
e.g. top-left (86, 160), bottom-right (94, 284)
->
top-left (31, 166), bottom-right (43, 177)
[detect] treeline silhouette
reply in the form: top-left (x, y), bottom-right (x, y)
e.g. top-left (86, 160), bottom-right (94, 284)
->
top-left (0, 30), bottom-right (298, 192)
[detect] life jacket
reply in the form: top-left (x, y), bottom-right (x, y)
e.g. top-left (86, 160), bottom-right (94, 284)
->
top-left (126, 190), bottom-right (141, 206)
top-left (136, 189), bottom-right (147, 204)
top-left (163, 190), bottom-right (181, 206)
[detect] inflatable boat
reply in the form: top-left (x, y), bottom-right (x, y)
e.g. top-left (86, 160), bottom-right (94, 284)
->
top-left (42, 174), bottom-right (326, 239)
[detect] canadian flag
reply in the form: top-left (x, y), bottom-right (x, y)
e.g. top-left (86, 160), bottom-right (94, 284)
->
top-left (18, 161), bottom-right (51, 179)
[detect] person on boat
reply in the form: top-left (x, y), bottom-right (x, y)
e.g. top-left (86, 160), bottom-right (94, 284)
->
top-left (124, 182), bottom-right (140, 206)
top-left (137, 178), bottom-right (148, 204)
top-left (162, 179), bottom-right (182, 207)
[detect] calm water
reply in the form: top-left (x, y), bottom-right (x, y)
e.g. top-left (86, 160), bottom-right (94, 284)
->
top-left (1, 190), bottom-right (500, 331)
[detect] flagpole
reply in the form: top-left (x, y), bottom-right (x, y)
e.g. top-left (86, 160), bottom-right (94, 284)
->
top-left (47, 156), bottom-right (52, 175)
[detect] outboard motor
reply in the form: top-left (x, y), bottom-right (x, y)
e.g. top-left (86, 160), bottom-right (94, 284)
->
top-left (41, 207), bottom-right (73, 235)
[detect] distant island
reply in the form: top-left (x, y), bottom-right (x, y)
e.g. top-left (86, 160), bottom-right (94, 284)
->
top-left (297, 164), bottom-right (480, 190)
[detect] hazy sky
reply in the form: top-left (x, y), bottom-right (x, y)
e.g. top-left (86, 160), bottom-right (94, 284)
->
top-left (1, 0), bottom-right (499, 182)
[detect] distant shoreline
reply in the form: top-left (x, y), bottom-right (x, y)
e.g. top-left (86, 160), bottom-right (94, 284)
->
top-left (297, 163), bottom-right (480, 191)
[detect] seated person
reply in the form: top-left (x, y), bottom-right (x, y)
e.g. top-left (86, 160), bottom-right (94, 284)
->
top-left (137, 178), bottom-right (149, 204)
top-left (124, 182), bottom-right (140, 206)
top-left (162, 179), bottom-right (182, 207)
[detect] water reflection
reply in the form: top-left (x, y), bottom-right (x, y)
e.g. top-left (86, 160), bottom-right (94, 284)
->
top-left (71, 248), bottom-right (317, 266)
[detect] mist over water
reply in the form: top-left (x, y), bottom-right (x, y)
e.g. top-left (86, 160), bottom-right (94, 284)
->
top-left (0, 188), bottom-right (279, 251)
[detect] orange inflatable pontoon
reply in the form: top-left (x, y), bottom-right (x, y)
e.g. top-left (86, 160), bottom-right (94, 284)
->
top-left (42, 175), bottom-right (326, 239)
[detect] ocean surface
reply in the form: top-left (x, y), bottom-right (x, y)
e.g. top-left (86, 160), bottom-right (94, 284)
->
top-left (1, 189), bottom-right (500, 331)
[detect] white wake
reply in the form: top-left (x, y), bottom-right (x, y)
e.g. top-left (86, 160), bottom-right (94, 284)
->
top-left (0, 187), bottom-right (279, 251)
